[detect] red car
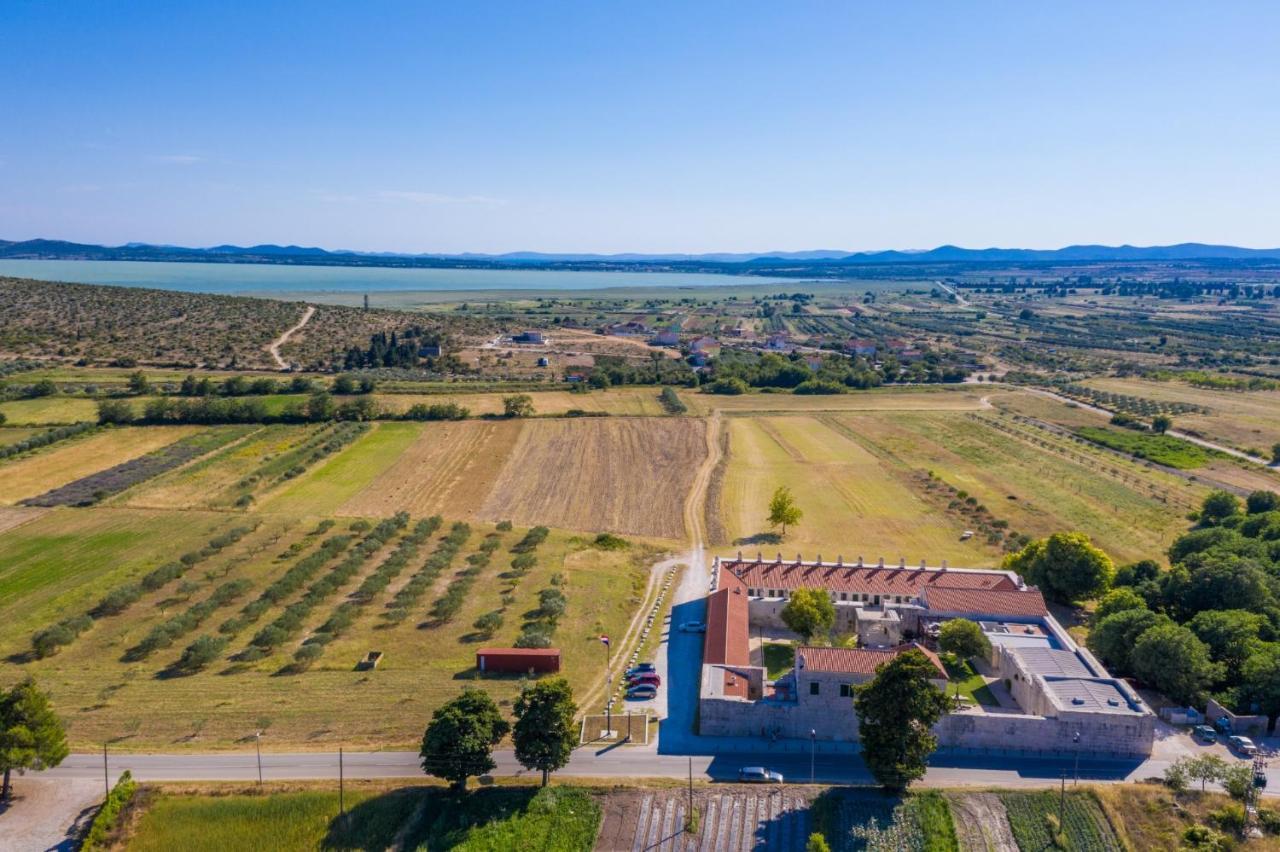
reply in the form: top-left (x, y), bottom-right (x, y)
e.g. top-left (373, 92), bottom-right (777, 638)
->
top-left (628, 672), bottom-right (662, 687)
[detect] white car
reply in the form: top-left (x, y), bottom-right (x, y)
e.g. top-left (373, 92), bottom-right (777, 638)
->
top-left (1229, 735), bottom-right (1258, 756)
top-left (738, 766), bottom-right (784, 783)
top-left (680, 621), bottom-right (707, 633)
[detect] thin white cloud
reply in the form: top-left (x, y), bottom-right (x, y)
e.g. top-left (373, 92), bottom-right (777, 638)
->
top-left (377, 190), bottom-right (507, 206)
top-left (151, 154), bottom-right (206, 165)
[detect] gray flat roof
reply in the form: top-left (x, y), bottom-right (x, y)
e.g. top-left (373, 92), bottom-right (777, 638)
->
top-left (1045, 678), bottom-right (1143, 714)
top-left (1013, 647), bottom-right (1095, 678)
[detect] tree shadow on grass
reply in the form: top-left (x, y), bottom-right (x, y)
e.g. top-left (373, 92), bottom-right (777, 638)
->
top-left (733, 532), bottom-right (783, 547)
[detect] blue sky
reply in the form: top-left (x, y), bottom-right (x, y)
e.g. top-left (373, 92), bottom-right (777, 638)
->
top-left (3, 2), bottom-right (1278, 254)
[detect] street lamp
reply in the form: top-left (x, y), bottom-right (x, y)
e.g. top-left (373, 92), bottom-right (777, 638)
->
top-left (255, 731), bottom-right (263, 787)
top-left (1072, 730), bottom-right (1081, 786)
top-left (810, 729), bottom-right (816, 783)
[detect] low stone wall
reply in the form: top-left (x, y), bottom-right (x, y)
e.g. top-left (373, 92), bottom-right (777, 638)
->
top-left (699, 699), bottom-right (1155, 756)
top-left (1206, 697), bottom-right (1269, 737)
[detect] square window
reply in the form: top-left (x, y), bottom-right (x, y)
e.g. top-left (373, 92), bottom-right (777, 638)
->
top-left (809, 682), bottom-right (820, 696)
top-left (839, 684), bottom-right (853, 698)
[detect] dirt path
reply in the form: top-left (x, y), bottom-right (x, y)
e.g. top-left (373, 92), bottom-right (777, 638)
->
top-left (267, 304), bottom-right (315, 370)
top-left (0, 777), bottom-right (103, 851)
top-left (683, 413), bottom-right (722, 549)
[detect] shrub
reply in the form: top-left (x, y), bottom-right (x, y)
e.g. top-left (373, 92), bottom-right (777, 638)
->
top-left (174, 635), bottom-right (228, 673)
top-left (81, 771), bottom-right (137, 851)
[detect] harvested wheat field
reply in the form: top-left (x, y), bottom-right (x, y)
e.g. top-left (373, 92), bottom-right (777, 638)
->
top-left (0, 426), bottom-right (200, 505)
top-left (480, 417), bottom-right (707, 539)
top-left (338, 419), bottom-right (523, 518)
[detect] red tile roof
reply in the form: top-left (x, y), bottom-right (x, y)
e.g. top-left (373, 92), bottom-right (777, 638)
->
top-left (922, 586), bottom-right (1047, 618)
top-left (797, 643), bottom-right (947, 678)
top-left (723, 561), bottom-right (1017, 597)
top-left (703, 584), bottom-right (750, 667)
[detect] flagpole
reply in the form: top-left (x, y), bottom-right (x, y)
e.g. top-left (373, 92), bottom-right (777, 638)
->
top-left (605, 636), bottom-right (612, 736)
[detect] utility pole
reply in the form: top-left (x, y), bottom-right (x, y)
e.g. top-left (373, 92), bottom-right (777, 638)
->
top-left (602, 635), bottom-right (612, 737)
top-left (255, 731), bottom-right (263, 788)
top-left (339, 747), bottom-right (345, 819)
top-left (102, 744), bottom-right (109, 798)
top-left (810, 729), bottom-right (816, 784)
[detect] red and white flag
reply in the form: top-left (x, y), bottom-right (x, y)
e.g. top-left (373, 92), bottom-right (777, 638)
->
top-left (599, 635), bottom-right (610, 647)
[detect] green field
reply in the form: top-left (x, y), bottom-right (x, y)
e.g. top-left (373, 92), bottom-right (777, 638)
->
top-left (0, 508), bottom-right (233, 643)
top-left (1076, 425), bottom-right (1224, 469)
top-left (123, 785), bottom-right (601, 852)
top-left (0, 395), bottom-right (99, 424)
top-left (258, 422), bottom-right (422, 515)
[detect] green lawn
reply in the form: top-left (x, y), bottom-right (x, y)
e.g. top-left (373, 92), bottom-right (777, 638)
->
top-left (943, 658), bottom-right (999, 707)
top-left (763, 642), bottom-right (794, 679)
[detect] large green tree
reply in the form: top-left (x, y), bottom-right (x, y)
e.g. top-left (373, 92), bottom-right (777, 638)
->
top-left (853, 650), bottom-right (950, 792)
top-left (1129, 624), bottom-right (1222, 705)
top-left (1091, 588), bottom-right (1148, 625)
top-left (1002, 532), bottom-right (1114, 603)
top-left (1087, 608), bottom-right (1170, 673)
top-left (512, 677), bottom-right (578, 786)
top-left (419, 688), bottom-right (509, 791)
top-left (767, 486), bottom-right (803, 537)
top-left (1241, 643), bottom-right (1280, 722)
top-left (0, 678), bottom-right (69, 801)
top-left (781, 588), bottom-right (835, 643)
top-left (937, 619), bottom-right (991, 661)
top-left (1188, 609), bottom-right (1267, 671)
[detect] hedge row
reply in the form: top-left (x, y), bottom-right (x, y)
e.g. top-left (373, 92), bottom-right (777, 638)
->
top-left (0, 422), bottom-right (97, 461)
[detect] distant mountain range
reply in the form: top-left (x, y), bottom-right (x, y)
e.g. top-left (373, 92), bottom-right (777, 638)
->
top-left (3, 238), bottom-right (1280, 268)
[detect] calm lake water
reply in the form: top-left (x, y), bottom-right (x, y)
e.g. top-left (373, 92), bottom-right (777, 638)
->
top-left (0, 259), bottom-right (786, 295)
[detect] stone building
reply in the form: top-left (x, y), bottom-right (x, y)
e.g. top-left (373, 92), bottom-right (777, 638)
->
top-left (698, 555), bottom-right (1155, 757)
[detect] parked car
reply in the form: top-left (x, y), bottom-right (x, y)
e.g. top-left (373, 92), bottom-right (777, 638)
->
top-left (628, 673), bottom-right (661, 687)
top-left (626, 684), bottom-right (658, 700)
top-left (738, 766), bottom-right (784, 784)
top-left (1193, 725), bottom-right (1217, 743)
top-left (680, 621), bottom-right (707, 633)
top-left (1229, 735), bottom-right (1258, 756)
top-left (627, 663), bottom-right (656, 677)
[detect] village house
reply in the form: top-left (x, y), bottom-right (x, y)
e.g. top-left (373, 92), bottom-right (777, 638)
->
top-left (843, 339), bottom-right (876, 357)
top-left (651, 330), bottom-right (681, 347)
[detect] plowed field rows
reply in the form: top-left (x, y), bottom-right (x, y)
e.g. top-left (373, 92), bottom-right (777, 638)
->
top-left (338, 420), bottom-right (521, 518)
top-left (480, 418), bottom-right (707, 539)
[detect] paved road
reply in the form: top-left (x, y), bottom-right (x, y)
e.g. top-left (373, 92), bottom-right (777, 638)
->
top-left (40, 744), bottom-right (1280, 798)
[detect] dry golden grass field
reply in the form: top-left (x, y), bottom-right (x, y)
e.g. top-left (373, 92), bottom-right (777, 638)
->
top-left (684, 385), bottom-right (991, 416)
top-left (479, 417), bottom-right (707, 539)
top-left (716, 414), bottom-right (999, 566)
top-left (374, 387), bottom-right (669, 417)
top-left (0, 425), bottom-right (200, 505)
